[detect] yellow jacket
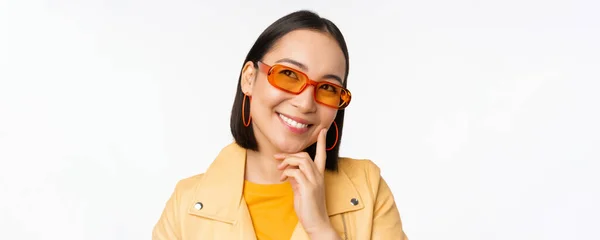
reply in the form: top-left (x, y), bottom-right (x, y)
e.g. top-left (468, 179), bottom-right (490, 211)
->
top-left (153, 142), bottom-right (408, 239)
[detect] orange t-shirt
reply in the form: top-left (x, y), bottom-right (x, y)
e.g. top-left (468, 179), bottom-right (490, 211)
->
top-left (243, 180), bottom-right (299, 239)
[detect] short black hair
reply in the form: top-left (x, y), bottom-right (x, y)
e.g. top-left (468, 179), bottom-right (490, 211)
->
top-left (230, 10), bottom-right (350, 172)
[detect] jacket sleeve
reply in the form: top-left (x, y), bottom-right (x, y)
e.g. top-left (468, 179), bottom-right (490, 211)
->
top-left (152, 182), bottom-right (183, 240)
top-left (368, 161), bottom-right (409, 240)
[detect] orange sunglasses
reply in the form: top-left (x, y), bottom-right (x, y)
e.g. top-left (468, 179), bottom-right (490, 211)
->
top-left (257, 61), bottom-right (352, 109)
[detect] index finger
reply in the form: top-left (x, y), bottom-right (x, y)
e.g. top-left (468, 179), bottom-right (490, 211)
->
top-left (315, 127), bottom-right (328, 173)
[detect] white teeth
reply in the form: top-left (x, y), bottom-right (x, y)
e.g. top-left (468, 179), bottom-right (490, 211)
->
top-left (279, 114), bottom-right (309, 128)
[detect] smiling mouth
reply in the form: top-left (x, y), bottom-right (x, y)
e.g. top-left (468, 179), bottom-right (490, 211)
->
top-left (277, 113), bottom-right (313, 129)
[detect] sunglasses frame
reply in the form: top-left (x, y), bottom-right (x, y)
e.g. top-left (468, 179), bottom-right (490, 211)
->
top-left (257, 61), bottom-right (351, 109)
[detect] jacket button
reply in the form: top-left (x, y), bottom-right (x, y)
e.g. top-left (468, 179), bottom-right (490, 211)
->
top-left (350, 198), bottom-right (359, 206)
top-left (194, 202), bottom-right (203, 210)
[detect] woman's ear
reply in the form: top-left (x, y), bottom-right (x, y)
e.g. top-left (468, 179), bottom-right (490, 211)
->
top-left (241, 61), bottom-right (256, 95)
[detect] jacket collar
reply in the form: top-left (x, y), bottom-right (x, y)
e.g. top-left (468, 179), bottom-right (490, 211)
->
top-left (187, 142), bottom-right (364, 222)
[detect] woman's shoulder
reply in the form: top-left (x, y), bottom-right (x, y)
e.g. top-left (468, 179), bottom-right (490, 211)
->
top-left (177, 173), bottom-right (205, 186)
top-left (333, 157), bottom-right (387, 194)
top-left (168, 173), bottom-right (206, 201)
top-left (337, 157), bottom-right (383, 178)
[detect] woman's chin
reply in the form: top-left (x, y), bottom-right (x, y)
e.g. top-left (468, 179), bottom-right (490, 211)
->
top-left (273, 141), bottom-right (307, 153)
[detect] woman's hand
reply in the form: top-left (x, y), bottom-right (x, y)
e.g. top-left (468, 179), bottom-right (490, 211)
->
top-left (275, 128), bottom-right (340, 239)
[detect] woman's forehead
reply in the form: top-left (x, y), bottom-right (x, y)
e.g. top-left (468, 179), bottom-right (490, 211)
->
top-left (263, 29), bottom-right (346, 80)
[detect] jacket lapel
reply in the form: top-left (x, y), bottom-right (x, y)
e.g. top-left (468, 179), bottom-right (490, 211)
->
top-left (324, 166), bottom-right (365, 216)
top-left (187, 142), bottom-right (247, 223)
top-left (186, 142), bottom-right (364, 239)
top-left (238, 197), bottom-right (258, 240)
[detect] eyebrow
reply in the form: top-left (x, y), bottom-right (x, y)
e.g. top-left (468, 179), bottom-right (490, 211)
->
top-left (275, 58), bottom-right (344, 84)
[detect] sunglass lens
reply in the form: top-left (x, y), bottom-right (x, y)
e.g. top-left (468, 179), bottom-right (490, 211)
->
top-left (271, 67), bottom-right (305, 92)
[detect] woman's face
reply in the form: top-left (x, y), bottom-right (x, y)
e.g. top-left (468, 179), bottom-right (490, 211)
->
top-left (241, 29), bottom-right (346, 153)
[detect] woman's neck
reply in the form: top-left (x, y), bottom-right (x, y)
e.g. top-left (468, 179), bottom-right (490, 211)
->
top-left (245, 146), bottom-right (284, 184)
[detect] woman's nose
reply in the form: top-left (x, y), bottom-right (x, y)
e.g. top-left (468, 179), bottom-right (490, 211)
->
top-left (290, 85), bottom-right (317, 113)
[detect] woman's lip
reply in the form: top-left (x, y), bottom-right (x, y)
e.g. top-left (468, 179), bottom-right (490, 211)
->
top-left (277, 113), bottom-right (310, 134)
top-left (277, 112), bottom-right (311, 125)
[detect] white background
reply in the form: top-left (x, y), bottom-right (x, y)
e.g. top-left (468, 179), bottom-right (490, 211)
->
top-left (1, 0), bottom-right (599, 239)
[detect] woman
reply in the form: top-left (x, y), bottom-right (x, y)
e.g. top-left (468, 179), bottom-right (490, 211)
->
top-left (153, 10), bottom-right (408, 240)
